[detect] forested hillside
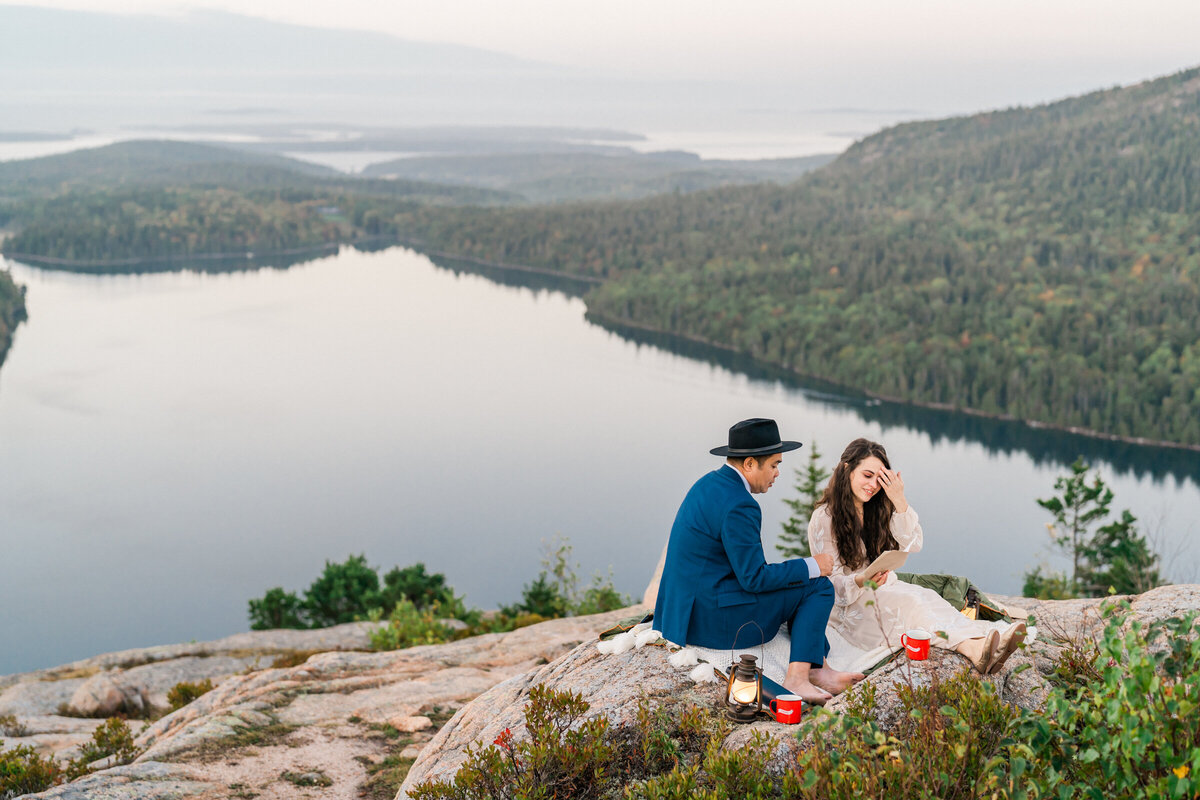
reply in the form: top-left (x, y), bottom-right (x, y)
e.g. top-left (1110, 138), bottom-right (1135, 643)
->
top-left (381, 68), bottom-right (1200, 446)
top-left (2, 70), bottom-right (1198, 446)
top-left (0, 141), bottom-right (518, 264)
top-left (360, 151), bottom-right (835, 203)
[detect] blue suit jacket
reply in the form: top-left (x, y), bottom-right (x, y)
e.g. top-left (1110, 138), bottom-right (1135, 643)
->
top-left (653, 465), bottom-right (815, 648)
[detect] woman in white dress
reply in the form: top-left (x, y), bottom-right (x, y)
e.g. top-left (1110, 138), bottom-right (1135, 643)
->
top-left (807, 438), bottom-right (1026, 674)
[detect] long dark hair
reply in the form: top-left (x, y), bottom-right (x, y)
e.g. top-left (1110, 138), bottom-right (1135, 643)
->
top-left (815, 438), bottom-right (897, 571)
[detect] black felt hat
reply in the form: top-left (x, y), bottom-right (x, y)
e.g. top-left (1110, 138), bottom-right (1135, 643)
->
top-left (710, 418), bottom-right (802, 457)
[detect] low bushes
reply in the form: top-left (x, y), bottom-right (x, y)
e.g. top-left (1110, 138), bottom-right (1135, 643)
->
top-left (65, 718), bottom-right (142, 780)
top-left (1, 717), bottom-right (142, 795)
top-left (409, 686), bottom-right (727, 800)
top-left (1, 742), bottom-right (62, 797)
top-left (1012, 608), bottom-right (1200, 799)
top-left (167, 678), bottom-right (215, 711)
top-left (248, 538), bottom-right (631, 653)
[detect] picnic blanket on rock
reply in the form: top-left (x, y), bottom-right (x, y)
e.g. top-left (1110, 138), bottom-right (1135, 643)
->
top-left (598, 619), bottom-right (894, 684)
top-left (600, 573), bottom-right (1030, 685)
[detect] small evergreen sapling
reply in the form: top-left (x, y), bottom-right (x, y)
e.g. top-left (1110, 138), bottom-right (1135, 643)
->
top-left (1024, 458), bottom-right (1163, 598)
top-left (777, 440), bottom-right (830, 559)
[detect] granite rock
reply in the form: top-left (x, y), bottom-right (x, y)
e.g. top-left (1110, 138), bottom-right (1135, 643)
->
top-left (7, 608), bottom-right (634, 800)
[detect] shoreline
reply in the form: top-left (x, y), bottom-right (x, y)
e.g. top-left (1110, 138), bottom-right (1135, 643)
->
top-left (586, 310), bottom-right (1200, 455)
top-left (1, 237), bottom-right (605, 288)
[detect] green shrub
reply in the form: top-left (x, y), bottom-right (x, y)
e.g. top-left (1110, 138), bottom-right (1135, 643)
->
top-left (409, 685), bottom-right (614, 800)
top-left (65, 717), bottom-right (142, 780)
top-left (791, 669), bottom-right (1021, 799)
top-left (369, 598), bottom-right (458, 651)
top-left (302, 554), bottom-right (382, 627)
top-left (248, 557), bottom-right (477, 631)
top-left (1022, 566), bottom-right (1076, 600)
top-left (575, 570), bottom-right (631, 616)
top-left (410, 687), bottom-right (729, 800)
top-left (1016, 605), bottom-right (1200, 799)
top-left (379, 563), bottom-right (456, 611)
top-left (248, 586), bottom-right (306, 630)
top-left (167, 678), bottom-right (215, 711)
top-left (1086, 509), bottom-right (1163, 595)
top-left (502, 572), bottom-right (571, 619)
top-left (502, 538), bottom-right (630, 619)
top-left (0, 741), bottom-right (63, 796)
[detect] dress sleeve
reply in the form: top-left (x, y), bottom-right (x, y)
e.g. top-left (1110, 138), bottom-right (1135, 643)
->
top-left (807, 507), bottom-right (866, 608)
top-left (891, 506), bottom-right (923, 553)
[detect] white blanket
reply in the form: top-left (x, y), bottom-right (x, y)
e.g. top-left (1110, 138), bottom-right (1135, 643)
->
top-left (673, 625), bottom-right (897, 682)
top-left (597, 623), bottom-right (896, 683)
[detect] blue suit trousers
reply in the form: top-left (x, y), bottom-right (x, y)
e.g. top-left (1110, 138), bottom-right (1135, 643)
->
top-left (686, 576), bottom-right (834, 665)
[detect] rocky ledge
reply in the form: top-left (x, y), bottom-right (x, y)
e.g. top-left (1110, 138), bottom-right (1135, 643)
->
top-left (2, 610), bottom-right (629, 799)
top-left (3, 585), bottom-right (1197, 800)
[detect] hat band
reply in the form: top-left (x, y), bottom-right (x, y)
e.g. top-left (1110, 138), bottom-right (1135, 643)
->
top-left (725, 442), bottom-right (783, 454)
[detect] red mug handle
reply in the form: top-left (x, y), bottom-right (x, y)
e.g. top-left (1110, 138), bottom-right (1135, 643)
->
top-left (900, 633), bottom-right (909, 649)
top-left (769, 699), bottom-right (778, 714)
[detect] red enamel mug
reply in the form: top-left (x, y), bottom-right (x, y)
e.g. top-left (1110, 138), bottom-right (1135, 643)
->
top-left (900, 629), bottom-right (932, 660)
top-left (769, 694), bottom-right (803, 724)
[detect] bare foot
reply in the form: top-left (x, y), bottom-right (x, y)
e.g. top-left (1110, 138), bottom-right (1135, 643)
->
top-left (781, 678), bottom-right (833, 706)
top-left (809, 666), bottom-right (865, 696)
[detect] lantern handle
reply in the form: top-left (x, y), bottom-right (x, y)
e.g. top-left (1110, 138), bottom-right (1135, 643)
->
top-left (729, 620), bottom-right (766, 667)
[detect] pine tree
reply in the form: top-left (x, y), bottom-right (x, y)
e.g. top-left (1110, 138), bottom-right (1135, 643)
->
top-left (1026, 459), bottom-right (1164, 598)
top-left (1036, 459), bottom-right (1114, 590)
top-left (1083, 509), bottom-right (1163, 595)
top-left (777, 441), bottom-right (830, 559)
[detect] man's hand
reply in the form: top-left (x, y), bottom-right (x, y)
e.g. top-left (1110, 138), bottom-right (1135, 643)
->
top-left (814, 552), bottom-right (834, 576)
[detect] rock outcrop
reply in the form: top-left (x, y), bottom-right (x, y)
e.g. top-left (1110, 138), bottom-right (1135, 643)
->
top-left (2, 611), bottom-right (630, 799)
top-left (397, 584), bottom-right (1200, 797)
top-left (4, 585), bottom-right (1197, 800)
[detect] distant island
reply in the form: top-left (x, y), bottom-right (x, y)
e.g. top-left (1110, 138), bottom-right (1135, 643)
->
top-left (1, 68), bottom-right (1199, 448)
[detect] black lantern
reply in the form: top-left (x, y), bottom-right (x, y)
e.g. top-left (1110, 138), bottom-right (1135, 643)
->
top-left (725, 653), bottom-right (764, 722)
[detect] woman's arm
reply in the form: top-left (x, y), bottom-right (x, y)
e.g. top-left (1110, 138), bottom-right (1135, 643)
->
top-left (807, 508), bottom-right (867, 607)
top-left (891, 506), bottom-right (923, 553)
top-left (880, 467), bottom-right (923, 553)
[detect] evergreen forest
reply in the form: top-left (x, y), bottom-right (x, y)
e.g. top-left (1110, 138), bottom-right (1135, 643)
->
top-left (2, 69), bottom-right (1199, 446)
top-left (383, 68), bottom-right (1200, 447)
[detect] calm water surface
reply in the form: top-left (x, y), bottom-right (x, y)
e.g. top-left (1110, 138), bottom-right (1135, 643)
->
top-left (1, 247), bottom-right (1197, 675)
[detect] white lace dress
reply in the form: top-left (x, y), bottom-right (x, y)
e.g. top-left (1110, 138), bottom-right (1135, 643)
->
top-left (807, 505), bottom-right (1007, 650)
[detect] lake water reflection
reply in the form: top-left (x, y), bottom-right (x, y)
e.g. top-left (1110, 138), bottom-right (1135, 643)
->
top-left (1, 246), bottom-right (1197, 675)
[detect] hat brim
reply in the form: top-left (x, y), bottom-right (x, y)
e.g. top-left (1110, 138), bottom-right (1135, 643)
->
top-left (710, 441), bottom-right (802, 457)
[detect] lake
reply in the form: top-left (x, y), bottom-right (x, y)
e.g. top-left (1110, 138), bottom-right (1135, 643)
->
top-left (1, 246), bottom-right (1197, 676)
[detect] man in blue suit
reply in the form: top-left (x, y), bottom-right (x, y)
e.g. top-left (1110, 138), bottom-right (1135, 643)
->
top-left (653, 418), bottom-right (863, 704)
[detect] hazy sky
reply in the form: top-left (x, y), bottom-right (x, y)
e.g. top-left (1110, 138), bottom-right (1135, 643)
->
top-left (4, 0), bottom-right (1199, 137)
top-left (8, 0), bottom-right (1200, 89)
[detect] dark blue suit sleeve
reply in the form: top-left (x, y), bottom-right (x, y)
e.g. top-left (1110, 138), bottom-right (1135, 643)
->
top-left (721, 499), bottom-right (812, 593)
